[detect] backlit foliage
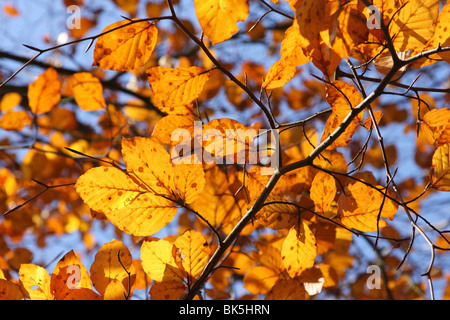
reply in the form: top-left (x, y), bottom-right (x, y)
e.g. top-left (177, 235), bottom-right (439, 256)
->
top-left (0, 0), bottom-right (450, 300)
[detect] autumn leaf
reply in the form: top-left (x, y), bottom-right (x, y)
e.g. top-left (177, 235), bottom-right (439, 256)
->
top-left (75, 145), bottom-right (178, 236)
top-left (0, 279), bottom-right (24, 300)
top-left (420, 108), bottom-right (450, 147)
top-left (28, 67), bottom-right (61, 115)
top-left (93, 20), bottom-right (158, 71)
top-left (281, 222), bottom-right (317, 278)
top-left (243, 265), bottom-right (280, 295)
top-left (256, 195), bottom-right (299, 230)
top-left (320, 80), bottom-right (364, 149)
top-left (390, 0), bottom-right (439, 52)
top-left (19, 264), bottom-right (52, 300)
top-left (263, 19), bottom-right (308, 89)
top-left (310, 171), bottom-right (337, 213)
top-left (338, 181), bottom-right (398, 232)
top-left (147, 66), bottom-right (210, 113)
top-left (173, 162), bottom-right (206, 204)
top-left (430, 2), bottom-right (450, 63)
top-left (152, 114), bottom-right (198, 146)
top-left (71, 72), bottom-right (106, 111)
top-left (430, 143), bottom-right (450, 191)
top-left (174, 229), bottom-right (210, 281)
top-left (265, 278), bottom-right (306, 300)
top-left (140, 238), bottom-right (186, 283)
top-left (89, 239), bottom-right (136, 297)
top-left (0, 110), bottom-right (32, 131)
top-left (149, 281), bottom-right (187, 300)
top-left (194, 0), bottom-right (249, 45)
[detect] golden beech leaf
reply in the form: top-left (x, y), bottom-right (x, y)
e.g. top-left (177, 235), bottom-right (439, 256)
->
top-left (0, 110), bottom-right (32, 131)
top-left (152, 114), bottom-right (196, 147)
top-left (173, 163), bottom-right (206, 204)
top-left (121, 136), bottom-right (176, 197)
top-left (19, 264), bottom-right (53, 300)
top-left (320, 80), bottom-right (364, 150)
top-left (390, 0), bottom-right (439, 52)
top-left (71, 72), bottom-right (106, 111)
top-left (338, 181), bottom-right (398, 232)
top-left (90, 239), bottom-right (136, 297)
top-left (150, 281), bottom-right (187, 300)
top-left (430, 2), bottom-right (450, 63)
top-left (140, 238), bottom-right (186, 283)
top-left (202, 118), bottom-right (257, 164)
top-left (103, 279), bottom-right (127, 300)
top-left (28, 67), bottom-right (61, 115)
top-left (75, 166), bottom-right (177, 237)
top-left (0, 92), bottom-right (22, 111)
top-left (310, 171), bottom-right (337, 213)
top-left (430, 143), bottom-right (450, 191)
top-left (0, 279), bottom-right (25, 300)
top-left (174, 229), bottom-right (210, 281)
top-left (194, 0), bottom-right (249, 45)
top-left (281, 222), bottom-right (318, 278)
top-left (147, 66), bottom-right (210, 112)
top-left (265, 278), bottom-right (306, 300)
top-left (51, 250), bottom-right (95, 300)
top-left (255, 195), bottom-right (299, 230)
top-left (243, 266), bottom-right (280, 295)
top-left (93, 20), bottom-right (158, 71)
top-left (263, 19), bottom-right (308, 89)
top-left (113, 0), bottom-right (138, 16)
top-left (420, 108), bottom-right (450, 147)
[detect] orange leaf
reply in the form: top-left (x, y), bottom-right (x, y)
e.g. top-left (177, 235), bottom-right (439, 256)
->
top-left (243, 266), bottom-right (279, 295)
top-left (173, 163), bottom-right (206, 204)
top-left (147, 66), bottom-right (210, 113)
top-left (320, 81), bottom-right (364, 150)
top-left (0, 110), bottom-right (32, 131)
top-left (420, 108), bottom-right (450, 147)
top-left (0, 279), bottom-right (25, 300)
top-left (0, 92), bottom-right (22, 111)
top-left (281, 222), bottom-right (317, 278)
top-left (255, 195), bottom-right (299, 230)
top-left (266, 278), bottom-right (306, 300)
top-left (310, 171), bottom-right (337, 213)
top-left (89, 239), bottom-right (136, 297)
top-left (71, 72), bottom-right (105, 111)
top-left (194, 0), bottom-right (249, 45)
top-left (338, 181), bottom-right (398, 232)
top-left (150, 281), bottom-right (187, 300)
top-left (93, 20), bottom-right (158, 71)
top-left (51, 250), bottom-right (93, 300)
top-left (263, 19), bottom-right (308, 89)
top-left (430, 143), bottom-right (450, 191)
top-left (28, 68), bottom-right (61, 115)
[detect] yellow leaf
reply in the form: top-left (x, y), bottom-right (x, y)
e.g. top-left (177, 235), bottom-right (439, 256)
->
top-left (420, 108), bottom-right (450, 147)
top-left (202, 118), bottom-right (257, 164)
top-left (320, 80), bottom-right (364, 149)
top-left (173, 163), bottom-right (206, 204)
top-left (310, 171), bottom-right (337, 213)
top-left (338, 181), bottom-right (398, 232)
top-left (174, 229), bottom-right (210, 281)
top-left (0, 92), bottom-right (22, 111)
top-left (152, 114), bottom-right (197, 146)
top-left (113, 0), bottom-right (138, 16)
top-left (256, 195), bottom-right (299, 230)
top-left (390, 0), bottom-right (439, 51)
top-left (122, 136), bottom-right (176, 197)
top-left (71, 72), bottom-right (105, 111)
top-left (147, 66), bottom-right (210, 112)
top-left (263, 19), bottom-right (308, 89)
top-left (28, 68), bottom-right (61, 115)
top-left (430, 143), bottom-right (450, 191)
top-left (75, 166), bottom-right (177, 237)
top-left (93, 20), bottom-right (158, 71)
top-left (194, 0), bottom-right (249, 45)
top-left (430, 2), bottom-right (450, 63)
top-left (243, 266), bottom-right (280, 295)
top-left (90, 239), bottom-right (136, 297)
top-left (140, 239), bottom-right (186, 282)
top-left (103, 279), bottom-right (127, 300)
top-left (0, 110), bottom-right (32, 131)
top-left (281, 222), bottom-right (317, 278)
top-left (19, 264), bottom-right (53, 300)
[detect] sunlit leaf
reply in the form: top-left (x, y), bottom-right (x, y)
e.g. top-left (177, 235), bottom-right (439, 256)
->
top-left (310, 171), bottom-right (337, 213)
top-left (71, 72), bottom-right (105, 111)
top-left (430, 143), bottom-right (450, 191)
top-left (93, 20), bottom-right (158, 71)
top-left (28, 68), bottom-right (61, 115)
top-left (19, 264), bottom-right (52, 300)
top-left (0, 110), bottom-right (32, 131)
